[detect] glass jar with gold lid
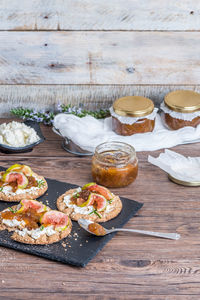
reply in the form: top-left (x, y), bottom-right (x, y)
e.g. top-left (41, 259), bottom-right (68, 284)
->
top-left (110, 96), bottom-right (158, 136)
top-left (160, 90), bottom-right (200, 130)
top-left (92, 141), bottom-right (138, 188)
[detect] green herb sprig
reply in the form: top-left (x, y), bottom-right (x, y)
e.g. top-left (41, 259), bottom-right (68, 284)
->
top-left (107, 199), bottom-right (113, 204)
top-left (73, 193), bottom-right (80, 199)
top-left (59, 104), bottom-right (110, 119)
top-left (8, 207), bottom-right (17, 213)
top-left (37, 180), bottom-right (45, 188)
top-left (40, 225), bottom-right (45, 231)
top-left (89, 209), bottom-right (102, 218)
top-left (10, 104), bottom-right (110, 126)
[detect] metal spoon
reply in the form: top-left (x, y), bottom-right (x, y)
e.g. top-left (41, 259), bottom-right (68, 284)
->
top-left (78, 219), bottom-right (180, 240)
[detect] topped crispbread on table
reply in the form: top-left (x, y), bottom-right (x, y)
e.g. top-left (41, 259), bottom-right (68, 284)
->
top-left (0, 199), bottom-right (72, 245)
top-left (57, 182), bottom-right (122, 222)
top-left (0, 164), bottom-right (47, 202)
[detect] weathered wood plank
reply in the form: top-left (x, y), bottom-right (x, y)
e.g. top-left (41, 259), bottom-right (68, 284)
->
top-left (1, 84), bottom-right (200, 117)
top-left (0, 0), bottom-right (199, 31)
top-left (0, 31), bottom-right (199, 85)
top-left (1, 258), bottom-right (200, 296)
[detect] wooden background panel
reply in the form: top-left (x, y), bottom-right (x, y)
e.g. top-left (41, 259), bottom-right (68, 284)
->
top-left (0, 31), bottom-right (200, 85)
top-left (1, 85), bottom-right (200, 116)
top-left (0, 0), bottom-right (199, 31)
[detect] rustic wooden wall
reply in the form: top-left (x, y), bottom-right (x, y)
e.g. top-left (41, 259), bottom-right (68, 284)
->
top-left (0, 0), bottom-right (200, 115)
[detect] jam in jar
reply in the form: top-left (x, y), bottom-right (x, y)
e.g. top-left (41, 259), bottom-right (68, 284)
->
top-left (160, 90), bottom-right (200, 130)
top-left (92, 142), bottom-right (138, 188)
top-left (110, 96), bottom-right (157, 136)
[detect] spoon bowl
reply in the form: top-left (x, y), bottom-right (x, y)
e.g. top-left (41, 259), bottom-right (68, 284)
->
top-left (78, 218), bottom-right (180, 240)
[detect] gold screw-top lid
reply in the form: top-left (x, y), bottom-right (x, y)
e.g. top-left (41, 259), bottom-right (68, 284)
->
top-left (113, 96), bottom-right (154, 117)
top-left (168, 174), bottom-right (200, 187)
top-left (164, 90), bottom-right (200, 113)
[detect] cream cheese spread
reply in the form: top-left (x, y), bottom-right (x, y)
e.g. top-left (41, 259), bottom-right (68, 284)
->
top-left (2, 185), bottom-right (40, 195)
top-left (2, 218), bottom-right (25, 227)
top-left (15, 225), bottom-right (56, 240)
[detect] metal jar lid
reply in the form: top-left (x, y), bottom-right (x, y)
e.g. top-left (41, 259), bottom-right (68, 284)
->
top-left (113, 96), bottom-right (154, 117)
top-left (164, 90), bottom-right (200, 113)
top-left (168, 173), bottom-right (200, 187)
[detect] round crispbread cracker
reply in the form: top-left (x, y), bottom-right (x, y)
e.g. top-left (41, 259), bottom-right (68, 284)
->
top-left (0, 204), bottom-right (72, 245)
top-left (11, 219), bottom-right (72, 245)
top-left (0, 171), bottom-right (48, 202)
top-left (57, 188), bottom-right (122, 223)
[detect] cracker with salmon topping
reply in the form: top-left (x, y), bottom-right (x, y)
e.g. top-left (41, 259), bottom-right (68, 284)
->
top-left (57, 183), bottom-right (122, 223)
top-left (0, 164), bottom-right (48, 202)
top-left (0, 200), bottom-right (72, 245)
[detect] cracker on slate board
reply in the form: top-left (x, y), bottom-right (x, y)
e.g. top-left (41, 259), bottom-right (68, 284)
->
top-left (0, 167), bottom-right (143, 267)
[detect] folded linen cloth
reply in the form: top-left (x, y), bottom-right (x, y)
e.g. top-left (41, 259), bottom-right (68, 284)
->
top-left (53, 113), bottom-right (200, 153)
top-left (148, 149), bottom-right (200, 182)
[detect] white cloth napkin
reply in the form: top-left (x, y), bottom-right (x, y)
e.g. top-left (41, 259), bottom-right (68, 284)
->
top-left (53, 113), bottom-right (200, 153)
top-left (148, 149), bottom-right (200, 182)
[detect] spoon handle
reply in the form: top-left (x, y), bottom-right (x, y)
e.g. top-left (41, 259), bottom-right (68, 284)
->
top-left (108, 228), bottom-right (180, 240)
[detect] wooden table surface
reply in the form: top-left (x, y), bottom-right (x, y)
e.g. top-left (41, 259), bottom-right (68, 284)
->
top-left (0, 120), bottom-right (200, 299)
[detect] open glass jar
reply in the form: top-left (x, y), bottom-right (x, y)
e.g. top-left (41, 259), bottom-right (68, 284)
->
top-left (160, 90), bottom-right (200, 130)
top-left (110, 96), bottom-right (157, 136)
top-left (92, 141), bottom-right (138, 188)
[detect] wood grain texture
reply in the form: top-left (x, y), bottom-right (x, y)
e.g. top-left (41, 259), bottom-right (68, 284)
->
top-left (0, 120), bottom-right (200, 298)
top-left (0, 31), bottom-right (200, 84)
top-left (0, 0), bottom-right (199, 31)
top-left (2, 85), bottom-right (200, 117)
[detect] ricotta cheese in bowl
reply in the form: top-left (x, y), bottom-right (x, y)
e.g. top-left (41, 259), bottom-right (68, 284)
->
top-left (0, 121), bottom-right (40, 147)
top-left (0, 120), bottom-right (44, 153)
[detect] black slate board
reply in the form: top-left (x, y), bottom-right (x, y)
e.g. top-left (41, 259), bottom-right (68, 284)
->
top-left (0, 167), bottom-right (143, 267)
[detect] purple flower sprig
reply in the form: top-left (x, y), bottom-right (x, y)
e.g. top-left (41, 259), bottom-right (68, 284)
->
top-left (10, 107), bottom-right (55, 125)
top-left (10, 104), bottom-right (110, 125)
top-left (57, 104), bottom-right (110, 119)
